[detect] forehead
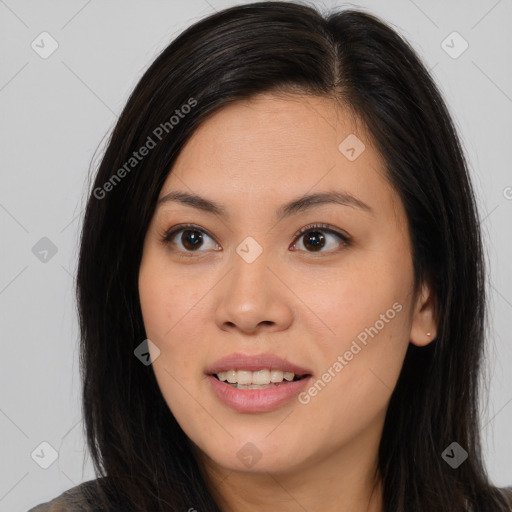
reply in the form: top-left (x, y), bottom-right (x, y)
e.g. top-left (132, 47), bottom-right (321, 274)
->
top-left (171, 93), bottom-right (369, 172)
top-left (157, 93), bottom-right (397, 219)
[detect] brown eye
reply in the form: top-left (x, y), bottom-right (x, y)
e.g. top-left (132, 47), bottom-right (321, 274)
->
top-left (292, 223), bottom-right (350, 253)
top-left (179, 229), bottom-right (204, 251)
top-left (301, 230), bottom-right (326, 252)
top-left (161, 224), bottom-right (220, 254)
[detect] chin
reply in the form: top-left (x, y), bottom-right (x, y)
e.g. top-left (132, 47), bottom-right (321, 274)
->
top-left (196, 434), bottom-right (311, 476)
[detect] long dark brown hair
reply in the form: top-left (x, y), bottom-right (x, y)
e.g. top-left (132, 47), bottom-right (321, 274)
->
top-left (76, 2), bottom-right (512, 510)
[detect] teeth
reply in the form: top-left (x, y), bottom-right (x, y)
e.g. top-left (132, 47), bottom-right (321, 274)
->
top-left (216, 369), bottom-right (297, 385)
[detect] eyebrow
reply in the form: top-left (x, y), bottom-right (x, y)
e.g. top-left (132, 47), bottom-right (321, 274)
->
top-left (156, 189), bottom-right (373, 220)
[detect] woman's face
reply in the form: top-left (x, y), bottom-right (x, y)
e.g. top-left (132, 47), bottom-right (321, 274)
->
top-left (138, 93), bottom-right (435, 480)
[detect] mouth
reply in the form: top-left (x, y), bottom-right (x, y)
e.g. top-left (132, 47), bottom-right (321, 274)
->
top-left (205, 353), bottom-right (313, 412)
top-left (211, 370), bottom-right (312, 390)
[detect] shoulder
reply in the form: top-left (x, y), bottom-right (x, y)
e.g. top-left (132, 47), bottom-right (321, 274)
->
top-left (481, 485), bottom-right (512, 511)
top-left (27, 478), bottom-right (106, 512)
top-left (499, 485), bottom-right (512, 509)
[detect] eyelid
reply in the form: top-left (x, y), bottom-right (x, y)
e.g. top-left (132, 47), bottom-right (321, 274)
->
top-left (292, 222), bottom-right (350, 241)
top-left (160, 223), bottom-right (216, 245)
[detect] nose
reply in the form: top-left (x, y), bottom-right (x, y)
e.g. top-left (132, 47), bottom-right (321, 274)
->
top-left (214, 246), bottom-right (293, 335)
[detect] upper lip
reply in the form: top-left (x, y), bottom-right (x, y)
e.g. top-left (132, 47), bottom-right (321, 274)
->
top-left (205, 353), bottom-right (313, 376)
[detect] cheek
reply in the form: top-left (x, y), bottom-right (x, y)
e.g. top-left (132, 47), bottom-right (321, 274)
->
top-left (139, 262), bottom-right (206, 426)
top-left (138, 254), bottom-right (213, 395)
top-left (297, 291), bottom-right (410, 446)
top-left (294, 245), bottom-right (413, 402)
top-left (139, 254), bottom-right (206, 347)
top-left (297, 253), bottom-right (411, 347)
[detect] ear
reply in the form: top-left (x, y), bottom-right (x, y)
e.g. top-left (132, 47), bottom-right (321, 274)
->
top-left (409, 281), bottom-right (437, 347)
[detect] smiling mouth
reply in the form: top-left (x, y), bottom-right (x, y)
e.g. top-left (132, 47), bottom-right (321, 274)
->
top-left (207, 370), bottom-right (313, 412)
top-left (212, 371), bottom-right (311, 389)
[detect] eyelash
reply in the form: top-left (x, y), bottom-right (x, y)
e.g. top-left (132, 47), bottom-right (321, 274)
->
top-left (160, 222), bottom-right (351, 257)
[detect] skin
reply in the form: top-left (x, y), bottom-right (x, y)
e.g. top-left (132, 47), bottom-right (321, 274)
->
top-left (138, 92), bottom-right (437, 512)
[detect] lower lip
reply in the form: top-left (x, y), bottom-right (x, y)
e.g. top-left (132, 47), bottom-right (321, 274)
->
top-left (206, 375), bottom-right (312, 413)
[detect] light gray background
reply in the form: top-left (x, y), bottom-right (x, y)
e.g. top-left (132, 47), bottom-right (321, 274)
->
top-left (0, 0), bottom-right (511, 510)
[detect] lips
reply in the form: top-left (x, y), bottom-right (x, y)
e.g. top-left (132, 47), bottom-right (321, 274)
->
top-left (204, 353), bottom-right (313, 413)
top-left (205, 352), bottom-right (313, 377)
top-left (206, 374), bottom-right (312, 413)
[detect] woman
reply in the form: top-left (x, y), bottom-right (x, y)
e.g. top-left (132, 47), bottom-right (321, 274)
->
top-left (29, 1), bottom-right (512, 511)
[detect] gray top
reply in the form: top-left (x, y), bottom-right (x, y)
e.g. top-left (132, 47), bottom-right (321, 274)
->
top-left (27, 481), bottom-right (512, 511)
top-left (27, 479), bottom-right (105, 512)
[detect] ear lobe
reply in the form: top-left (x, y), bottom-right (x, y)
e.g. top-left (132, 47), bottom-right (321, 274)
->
top-left (409, 281), bottom-right (437, 347)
